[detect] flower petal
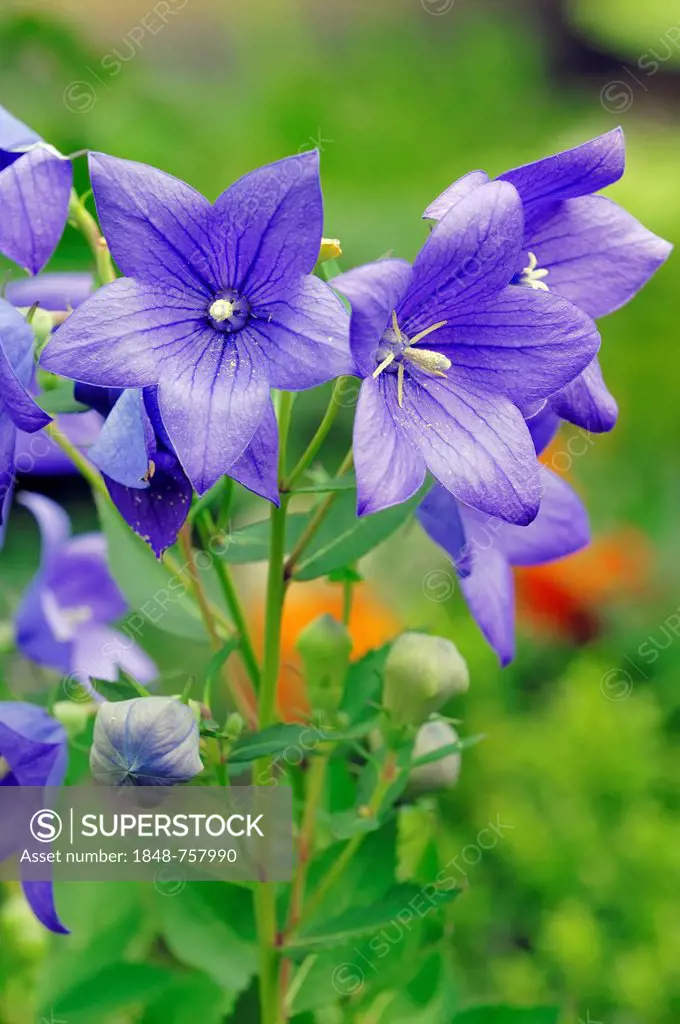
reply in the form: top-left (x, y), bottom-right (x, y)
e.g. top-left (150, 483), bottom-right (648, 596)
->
top-left (248, 274), bottom-right (352, 390)
top-left (353, 376), bottom-right (426, 516)
top-left (105, 450), bottom-right (192, 557)
top-left (0, 416), bottom-right (16, 531)
top-left (89, 389), bottom-right (152, 487)
top-left (459, 543), bottom-right (516, 666)
top-left (0, 146), bottom-right (72, 274)
top-left (399, 181), bottom-right (523, 330)
top-left (41, 278), bottom-right (204, 388)
top-left (17, 491), bottom-right (71, 568)
top-left (436, 285), bottom-right (600, 406)
top-left (499, 128), bottom-right (625, 206)
top-left (523, 194), bottom-right (672, 318)
top-left (416, 483), bottom-right (471, 576)
top-left (394, 372), bottom-right (541, 525)
top-left (21, 881), bottom-right (69, 935)
top-left (333, 259), bottom-right (413, 377)
top-left (89, 152), bottom-right (216, 295)
top-left (210, 151), bottom-right (323, 302)
top-left (72, 624), bottom-right (157, 684)
top-left (0, 106), bottom-right (40, 148)
top-left (549, 355), bottom-right (618, 433)
top-left (422, 169), bottom-right (491, 221)
top-left (484, 466), bottom-right (590, 566)
top-left (229, 400), bottom-right (279, 504)
top-left (526, 403), bottom-right (560, 455)
top-left (6, 271), bottom-right (94, 311)
top-left (157, 326), bottom-right (270, 494)
top-left (0, 300), bottom-right (51, 432)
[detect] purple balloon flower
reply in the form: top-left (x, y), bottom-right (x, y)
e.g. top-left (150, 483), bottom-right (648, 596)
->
top-left (0, 701), bottom-right (69, 933)
top-left (15, 492), bottom-right (157, 685)
top-left (0, 299), bottom-right (52, 535)
top-left (335, 181), bottom-right (600, 522)
top-left (0, 105), bottom-right (73, 275)
top-left (424, 130), bottom-right (672, 432)
top-left (41, 150), bottom-right (352, 494)
top-left (417, 466), bottom-right (590, 665)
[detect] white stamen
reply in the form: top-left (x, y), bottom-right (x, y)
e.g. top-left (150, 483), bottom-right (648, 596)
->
top-left (372, 351), bottom-right (396, 379)
top-left (0, 757), bottom-right (10, 782)
top-left (520, 251), bottom-right (550, 291)
top-left (403, 347), bottom-right (452, 374)
top-left (397, 362), bottom-right (405, 407)
top-left (209, 298), bottom-right (236, 322)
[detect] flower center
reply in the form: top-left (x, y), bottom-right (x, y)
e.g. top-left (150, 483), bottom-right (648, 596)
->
top-left (516, 251), bottom-right (549, 291)
top-left (42, 590), bottom-right (93, 643)
top-left (373, 311), bottom-right (450, 407)
top-left (208, 289), bottom-right (251, 333)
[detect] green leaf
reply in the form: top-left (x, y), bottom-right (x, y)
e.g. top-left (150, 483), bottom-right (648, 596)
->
top-left (36, 381), bottom-right (88, 414)
top-left (409, 733), bottom-right (485, 769)
top-left (220, 513), bottom-right (309, 564)
top-left (292, 486), bottom-right (427, 581)
top-left (453, 1008), bottom-right (561, 1024)
top-left (141, 971), bottom-right (232, 1024)
top-left (157, 884), bottom-right (257, 996)
top-left (289, 475), bottom-right (356, 494)
top-left (95, 493), bottom-right (207, 641)
top-left (339, 646), bottom-right (389, 727)
top-left (285, 882), bottom-right (460, 957)
top-left (51, 964), bottom-right (173, 1019)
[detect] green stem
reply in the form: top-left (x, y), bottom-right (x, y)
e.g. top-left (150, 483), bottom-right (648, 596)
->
top-left (284, 378), bottom-right (348, 491)
top-left (45, 421), bottom-right (109, 499)
top-left (196, 509), bottom-right (261, 692)
top-left (254, 391), bottom-right (294, 1024)
top-left (68, 190), bottom-right (116, 284)
top-left (284, 449), bottom-right (353, 582)
top-left (294, 750), bottom-right (398, 931)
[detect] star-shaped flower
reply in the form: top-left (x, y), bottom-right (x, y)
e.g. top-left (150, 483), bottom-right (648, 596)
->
top-left (424, 129), bottom-right (672, 432)
top-left (15, 493), bottom-right (157, 685)
top-left (335, 181), bottom-right (600, 522)
top-left (0, 105), bottom-right (73, 274)
top-left (41, 151), bottom-right (352, 493)
top-left (0, 701), bottom-right (69, 933)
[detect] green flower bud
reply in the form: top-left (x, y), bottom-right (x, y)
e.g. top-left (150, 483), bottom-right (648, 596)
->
top-left (296, 614), bottom-right (352, 713)
top-left (383, 632), bottom-right (469, 727)
top-left (223, 712), bottom-right (245, 742)
top-left (408, 721), bottom-right (462, 794)
top-left (52, 699), bottom-right (97, 738)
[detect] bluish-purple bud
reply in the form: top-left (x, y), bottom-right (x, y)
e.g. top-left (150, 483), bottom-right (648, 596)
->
top-left (90, 697), bottom-right (203, 787)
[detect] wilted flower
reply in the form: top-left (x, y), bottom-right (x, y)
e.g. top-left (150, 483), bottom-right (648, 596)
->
top-left (15, 492), bottom-right (157, 684)
top-left (383, 632), bottom-right (469, 727)
top-left (335, 181), bottom-right (599, 521)
top-left (0, 701), bottom-right (68, 933)
top-left (90, 696), bottom-right (203, 786)
top-left (416, 465), bottom-right (590, 665)
top-left (0, 105), bottom-right (73, 274)
top-left (42, 151), bottom-right (352, 494)
top-left (407, 720), bottom-right (462, 794)
top-left (424, 130), bottom-right (672, 432)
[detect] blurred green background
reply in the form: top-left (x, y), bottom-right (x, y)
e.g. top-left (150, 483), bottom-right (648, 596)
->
top-left (1, 0), bottom-right (679, 1021)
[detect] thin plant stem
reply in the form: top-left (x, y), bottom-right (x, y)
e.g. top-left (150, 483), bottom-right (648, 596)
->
top-left (254, 390), bottom-right (295, 1024)
top-left (284, 378), bottom-right (349, 491)
top-left (279, 748), bottom-right (331, 1017)
top-left (196, 509), bottom-right (261, 692)
top-left (293, 750), bottom-right (398, 932)
top-left (68, 190), bottom-right (116, 284)
top-left (178, 524), bottom-right (255, 726)
top-left (284, 449), bottom-right (353, 582)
